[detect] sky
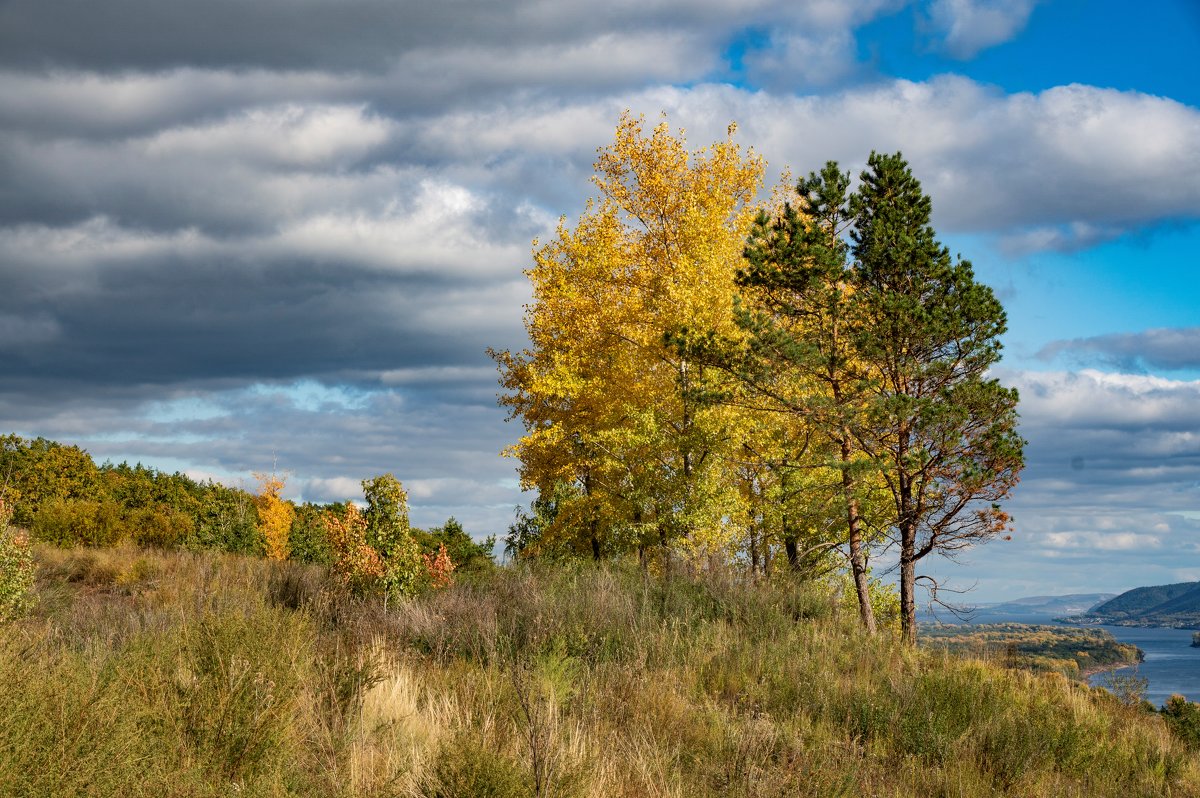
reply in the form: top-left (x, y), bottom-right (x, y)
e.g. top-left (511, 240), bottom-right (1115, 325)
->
top-left (1, 0), bottom-right (1198, 602)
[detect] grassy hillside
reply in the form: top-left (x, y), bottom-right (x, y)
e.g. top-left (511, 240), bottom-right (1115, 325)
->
top-left (1094, 583), bottom-right (1199, 616)
top-left (1073, 582), bottom-right (1200, 628)
top-left (2, 545), bottom-right (1198, 797)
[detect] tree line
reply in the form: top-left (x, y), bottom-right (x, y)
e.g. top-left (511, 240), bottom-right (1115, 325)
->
top-left (490, 114), bottom-right (1024, 642)
top-left (0, 433), bottom-right (494, 598)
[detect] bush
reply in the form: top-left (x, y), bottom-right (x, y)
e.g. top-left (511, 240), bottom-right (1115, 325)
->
top-left (0, 500), bottom-right (34, 622)
top-left (127, 504), bottom-right (194, 549)
top-left (1162, 694), bottom-right (1200, 748)
top-left (31, 498), bottom-right (127, 547)
top-left (288, 503), bottom-right (334, 565)
top-left (425, 732), bottom-right (529, 798)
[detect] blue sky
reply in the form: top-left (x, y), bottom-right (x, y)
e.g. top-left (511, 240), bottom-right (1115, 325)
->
top-left (0, 0), bottom-right (1197, 602)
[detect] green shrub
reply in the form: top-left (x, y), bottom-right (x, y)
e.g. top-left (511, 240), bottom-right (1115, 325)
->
top-left (1162, 694), bottom-right (1200, 748)
top-left (127, 504), bottom-right (194, 549)
top-left (31, 498), bottom-right (127, 546)
top-left (288, 503), bottom-right (334, 565)
top-left (163, 607), bottom-right (313, 782)
top-left (425, 732), bottom-right (529, 798)
top-left (0, 500), bottom-right (34, 622)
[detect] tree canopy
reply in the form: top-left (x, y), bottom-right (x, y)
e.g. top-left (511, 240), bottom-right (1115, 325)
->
top-left (494, 118), bottom-right (1024, 640)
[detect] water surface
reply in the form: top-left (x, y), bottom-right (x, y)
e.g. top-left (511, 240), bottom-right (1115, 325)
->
top-left (1086, 625), bottom-right (1200, 707)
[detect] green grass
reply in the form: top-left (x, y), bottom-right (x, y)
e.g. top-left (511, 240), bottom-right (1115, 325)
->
top-left (1, 544), bottom-right (1197, 797)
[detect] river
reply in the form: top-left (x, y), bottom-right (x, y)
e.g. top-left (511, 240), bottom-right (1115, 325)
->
top-left (1086, 625), bottom-right (1200, 707)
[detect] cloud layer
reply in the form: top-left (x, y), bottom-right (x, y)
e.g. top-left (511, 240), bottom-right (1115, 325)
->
top-left (1040, 328), bottom-right (1200, 372)
top-left (919, 369), bottom-right (1200, 597)
top-left (2, 1), bottom-right (1199, 598)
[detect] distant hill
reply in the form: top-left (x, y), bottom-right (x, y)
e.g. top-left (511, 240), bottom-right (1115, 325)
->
top-left (1062, 582), bottom-right (1200, 628)
top-left (918, 593), bottom-right (1114, 625)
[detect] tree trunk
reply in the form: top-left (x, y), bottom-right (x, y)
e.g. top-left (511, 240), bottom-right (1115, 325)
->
top-left (748, 518), bottom-right (760, 576)
top-left (898, 434), bottom-right (917, 645)
top-left (841, 434), bottom-right (877, 635)
top-left (899, 537), bottom-right (917, 646)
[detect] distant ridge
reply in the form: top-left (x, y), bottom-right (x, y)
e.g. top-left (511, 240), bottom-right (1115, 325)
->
top-left (918, 593), bottom-right (1114, 625)
top-left (1062, 581), bottom-right (1200, 628)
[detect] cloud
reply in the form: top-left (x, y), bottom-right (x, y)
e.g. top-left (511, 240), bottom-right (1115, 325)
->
top-left (1, 0), bottom-right (1198, 581)
top-left (0, 0), bottom-right (862, 78)
top-left (1043, 531), bottom-right (1162, 552)
top-left (916, 368), bottom-right (1200, 597)
top-left (1039, 328), bottom-right (1200, 372)
top-left (922, 0), bottom-right (1041, 59)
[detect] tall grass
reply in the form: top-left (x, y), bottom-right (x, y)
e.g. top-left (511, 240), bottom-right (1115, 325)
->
top-left (1, 545), bottom-right (1196, 796)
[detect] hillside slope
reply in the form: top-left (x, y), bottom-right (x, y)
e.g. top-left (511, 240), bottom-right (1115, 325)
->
top-left (1069, 582), bottom-right (1200, 628)
top-left (2, 545), bottom-right (1197, 797)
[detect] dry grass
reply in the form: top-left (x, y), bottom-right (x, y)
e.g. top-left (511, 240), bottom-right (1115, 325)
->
top-left (0, 544), bottom-right (1196, 797)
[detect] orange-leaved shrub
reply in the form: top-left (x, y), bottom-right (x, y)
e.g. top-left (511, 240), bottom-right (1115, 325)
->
top-left (323, 503), bottom-right (384, 594)
top-left (422, 542), bottom-right (455, 589)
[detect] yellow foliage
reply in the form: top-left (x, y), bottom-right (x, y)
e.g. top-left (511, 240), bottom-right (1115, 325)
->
top-left (254, 471), bottom-right (294, 561)
top-left (492, 112), bottom-right (766, 557)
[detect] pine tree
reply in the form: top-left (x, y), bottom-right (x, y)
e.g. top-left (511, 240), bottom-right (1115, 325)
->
top-left (849, 152), bottom-right (1024, 644)
top-left (736, 162), bottom-right (884, 633)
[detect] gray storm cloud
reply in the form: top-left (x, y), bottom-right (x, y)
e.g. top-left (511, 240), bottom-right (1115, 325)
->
top-left (2, 0), bottom-right (1199, 584)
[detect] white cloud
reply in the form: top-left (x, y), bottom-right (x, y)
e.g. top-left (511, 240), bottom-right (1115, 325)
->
top-left (1043, 531), bottom-right (1161, 552)
top-left (742, 29), bottom-right (861, 89)
top-left (142, 104), bottom-right (393, 168)
top-left (923, 0), bottom-right (1041, 59)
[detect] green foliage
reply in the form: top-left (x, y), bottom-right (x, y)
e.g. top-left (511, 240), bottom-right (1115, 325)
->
top-left (362, 473), bottom-right (409, 554)
top-left (288, 502), bottom-right (336, 565)
top-left (31, 497), bottom-right (127, 546)
top-left (0, 434), bottom-right (102, 526)
top-left (362, 473), bottom-right (422, 598)
top-left (414, 516), bottom-right (495, 575)
top-left (99, 461), bottom-right (204, 517)
top-left (504, 482), bottom-right (578, 561)
top-left (127, 503), bottom-right (194, 549)
top-left (847, 152), bottom-right (1024, 642)
top-left (189, 482), bottom-right (262, 555)
top-left (1161, 695), bottom-right (1200, 749)
top-left (0, 501), bottom-right (34, 622)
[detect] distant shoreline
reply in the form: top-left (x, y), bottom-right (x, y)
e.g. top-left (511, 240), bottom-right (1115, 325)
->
top-left (1058, 617), bottom-right (1200, 632)
top-left (1081, 660), bottom-right (1141, 681)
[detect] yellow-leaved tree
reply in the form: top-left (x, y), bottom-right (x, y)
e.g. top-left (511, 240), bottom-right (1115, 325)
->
top-left (491, 113), bottom-right (765, 565)
top-left (254, 471), bottom-right (294, 561)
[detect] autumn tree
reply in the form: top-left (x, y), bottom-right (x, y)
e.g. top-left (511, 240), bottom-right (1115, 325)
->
top-left (491, 113), bottom-right (764, 563)
top-left (849, 152), bottom-right (1024, 644)
top-left (254, 470), bottom-right (295, 561)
